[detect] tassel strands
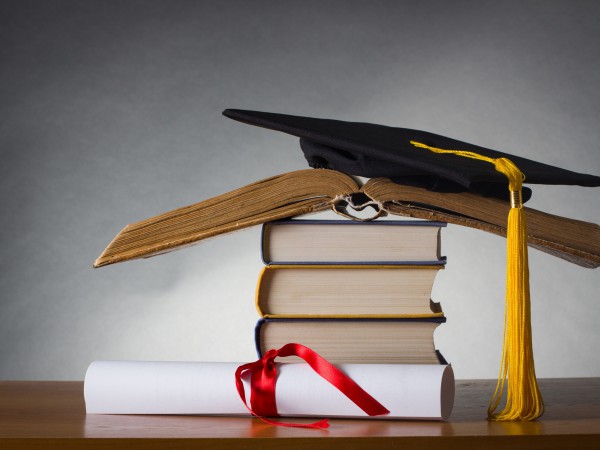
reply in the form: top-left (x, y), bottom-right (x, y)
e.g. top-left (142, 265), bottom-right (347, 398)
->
top-left (410, 141), bottom-right (544, 421)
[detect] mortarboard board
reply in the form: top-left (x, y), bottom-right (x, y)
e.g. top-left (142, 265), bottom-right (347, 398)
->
top-left (95, 109), bottom-right (600, 423)
top-left (222, 109), bottom-right (600, 201)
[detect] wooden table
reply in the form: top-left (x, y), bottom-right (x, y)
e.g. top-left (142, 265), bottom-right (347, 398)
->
top-left (1, 378), bottom-right (599, 449)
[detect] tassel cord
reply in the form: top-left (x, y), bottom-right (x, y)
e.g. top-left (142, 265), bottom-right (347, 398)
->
top-left (410, 141), bottom-right (544, 421)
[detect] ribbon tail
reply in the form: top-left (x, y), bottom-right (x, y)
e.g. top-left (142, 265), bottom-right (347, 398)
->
top-left (278, 343), bottom-right (390, 417)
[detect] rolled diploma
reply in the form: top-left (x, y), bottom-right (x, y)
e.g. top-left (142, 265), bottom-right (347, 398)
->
top-left (85, 361), bottom-right (454, 420)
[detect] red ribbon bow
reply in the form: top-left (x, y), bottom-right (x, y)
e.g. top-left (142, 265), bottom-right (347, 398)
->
top-left (235, 343), bottom-right (390, 429)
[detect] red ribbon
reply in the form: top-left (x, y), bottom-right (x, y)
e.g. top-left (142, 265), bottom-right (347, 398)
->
top-left (235, 343), bottom-right (390, 429)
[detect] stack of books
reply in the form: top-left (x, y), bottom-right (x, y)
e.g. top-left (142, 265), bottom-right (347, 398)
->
top-left (85, 216), bottom-right (455, 420)
top-left (253, 219), bottom-right (449, 366)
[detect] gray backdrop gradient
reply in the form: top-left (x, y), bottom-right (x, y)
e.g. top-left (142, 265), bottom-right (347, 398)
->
top-left (1, 0), bottom-right (599, 380)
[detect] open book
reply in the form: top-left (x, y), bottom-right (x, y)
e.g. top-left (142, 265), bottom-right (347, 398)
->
top-left (94, 169), bottom-right (600, 269)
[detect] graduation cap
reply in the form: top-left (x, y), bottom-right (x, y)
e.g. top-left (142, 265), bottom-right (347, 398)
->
top-left (223, 109), bottom-right (600, 202)
top-left (95, 109), bottom-right (600, 423)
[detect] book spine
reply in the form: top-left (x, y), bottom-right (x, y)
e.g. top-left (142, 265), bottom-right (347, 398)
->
top-left (254, 318), bottom-right (266, 358)
top-left (254, 267), bottom-right (268, 318)
top-left (260, 223), bottom-right (269, 265)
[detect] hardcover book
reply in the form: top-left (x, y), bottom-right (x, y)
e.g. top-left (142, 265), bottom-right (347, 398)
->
top-left (261, 219), bottom-right (446, 264)
top-left (256, 264), bottom-right (444, 318)
top-left (255, 318), bottom-right (447, 365)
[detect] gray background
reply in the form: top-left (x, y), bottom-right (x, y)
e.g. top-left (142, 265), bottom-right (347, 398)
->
top-left (1, 0), bottom-right (598, 381)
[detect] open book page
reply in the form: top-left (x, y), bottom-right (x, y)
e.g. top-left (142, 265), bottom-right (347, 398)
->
top-left (94, 169), bottom-right (599, 268)
top-left (94, 170), bottom-right (357, 267)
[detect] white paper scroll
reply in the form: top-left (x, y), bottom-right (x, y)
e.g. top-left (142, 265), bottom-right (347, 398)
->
top-left (84, 361), bottom-right (454, 420)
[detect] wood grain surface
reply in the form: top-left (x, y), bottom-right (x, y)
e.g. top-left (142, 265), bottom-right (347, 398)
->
top-left (1, 378), bottom-right (599, 449)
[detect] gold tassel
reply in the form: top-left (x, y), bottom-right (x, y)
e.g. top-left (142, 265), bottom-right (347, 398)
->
top-left (410, 141), bottom-right (544, 421)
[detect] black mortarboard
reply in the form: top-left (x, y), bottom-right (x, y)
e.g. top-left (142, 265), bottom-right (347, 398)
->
top-left (222, 109), bottom-right (600, 201)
